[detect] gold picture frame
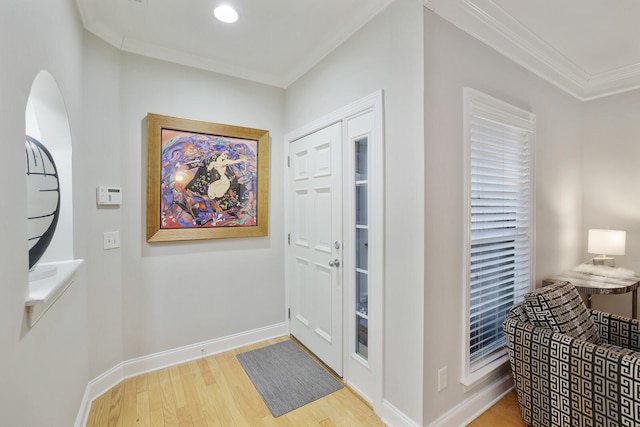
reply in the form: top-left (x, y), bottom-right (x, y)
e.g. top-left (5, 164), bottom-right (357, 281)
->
top-left (146, 113), bottom-right (269, 242)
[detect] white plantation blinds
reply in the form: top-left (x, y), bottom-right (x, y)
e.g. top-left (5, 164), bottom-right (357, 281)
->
top-left (463, 88), bottom-right (535, 385)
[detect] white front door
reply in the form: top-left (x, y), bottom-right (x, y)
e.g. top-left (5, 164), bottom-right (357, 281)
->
top-left (289, 122), bottom-right (343, 376)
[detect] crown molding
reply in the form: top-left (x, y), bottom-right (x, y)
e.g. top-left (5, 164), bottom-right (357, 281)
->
top-left (74, 0), bottom-right (94, 29)
top-left (85, 26), bottom-right (289, 87)
top-left (585, 63), bottom-right (640, 100)
top-left (120, 37), bottom-right (288, 88)
top-left (78, 0), bottom-right (640, 98)
top-left (75, 0), bottom-right (395, 89)
top-left (426, 0), bottom-right (640, 101)
top-left (75, 3), bottom-right (289, 88)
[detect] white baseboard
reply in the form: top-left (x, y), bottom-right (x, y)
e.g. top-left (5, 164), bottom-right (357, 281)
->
top-left (381, 400), bottom-right (421, 427)
top-left (427, 373), bottom-right (514, 427)
top-left (75, 321), bottom-right (288, 427)
top-left (73, 386), bottom-right (92, 427)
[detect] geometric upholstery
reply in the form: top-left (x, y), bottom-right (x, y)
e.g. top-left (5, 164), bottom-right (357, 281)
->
top-left (524, 281), bottom-right (600, 344)
top-left (598, 342), bottom-right (640, 358)
top-left (504, 301), bottom-right (640, 427)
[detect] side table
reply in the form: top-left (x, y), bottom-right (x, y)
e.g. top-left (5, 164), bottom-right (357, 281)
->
top-left (542, 270), bottom-right (640, 319)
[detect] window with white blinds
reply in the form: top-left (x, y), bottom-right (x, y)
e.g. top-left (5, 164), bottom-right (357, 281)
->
top-left (462, 88), bottom-right (535, 388)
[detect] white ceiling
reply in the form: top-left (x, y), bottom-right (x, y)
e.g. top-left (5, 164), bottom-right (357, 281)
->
top-left (491, 0), bottom-right (640, 76)
top-left (75, 0), bottom-right (395, 88)
top-left (427, 0), bottom-right (640, 100)
top-left (76, 0), bottom-right (640, 99)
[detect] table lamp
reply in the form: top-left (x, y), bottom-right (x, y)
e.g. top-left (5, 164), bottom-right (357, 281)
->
top-left (588, 229), bottom-right (626, 267)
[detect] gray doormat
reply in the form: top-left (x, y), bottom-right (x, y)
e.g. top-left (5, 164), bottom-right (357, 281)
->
top-left (236, 340), bottom-right (343, 417)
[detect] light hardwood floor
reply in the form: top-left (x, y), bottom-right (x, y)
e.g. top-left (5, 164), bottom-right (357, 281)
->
top-left (467, 389), bottom-right (526, 427)
top-left (86, 336), bottom-right (385, 426)
top-left (87, 334), bottom-right (526, 426)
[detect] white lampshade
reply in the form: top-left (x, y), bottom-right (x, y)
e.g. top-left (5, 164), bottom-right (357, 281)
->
top-left (588, 229), bottom-right (626, 256)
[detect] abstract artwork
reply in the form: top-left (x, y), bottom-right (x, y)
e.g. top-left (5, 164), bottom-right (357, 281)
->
top-left (146, 114), bottom-right (269, 242)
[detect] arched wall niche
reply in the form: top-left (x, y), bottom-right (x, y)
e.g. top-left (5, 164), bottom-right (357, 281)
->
top-left (25, 70), bottom-right (82, 327)
top-left (26, 70), bottom-right (74, 265)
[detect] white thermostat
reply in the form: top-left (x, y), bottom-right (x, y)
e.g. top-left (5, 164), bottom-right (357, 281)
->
top-left (97, 186), bottom-right (122, 206)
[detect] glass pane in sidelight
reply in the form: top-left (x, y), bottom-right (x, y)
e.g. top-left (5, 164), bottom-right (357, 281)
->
top-left (356, 228), bottom-right (368, 271)
top-left (356, 183), bottom-right (368, 225)
top-left (355, 138), bottom-right (368, 181)
top-left (356, 270), bottom-right (368, 316)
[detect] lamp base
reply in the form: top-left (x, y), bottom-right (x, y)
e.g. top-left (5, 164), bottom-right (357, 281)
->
top-left (592, 256), bottom-right (615, 267)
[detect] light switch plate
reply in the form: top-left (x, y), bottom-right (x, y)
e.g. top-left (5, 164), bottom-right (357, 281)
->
top-left (438, 366), bottom-right (447, 392)
top-left (103, 231), bottom-right (120, 250)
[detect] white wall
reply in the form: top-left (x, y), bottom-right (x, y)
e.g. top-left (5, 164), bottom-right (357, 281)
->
top-left (0, 0), bottom-right (89, 426)
top-left (118, 53), bottom-right (286, 359)
top-left (582, 89), bottom-right (640, 317)
top-left (80, 21), bottom-right (287, 380)
top-left (423, 10), bottom-right (584, 424)
top-left (82, 32), bottom-right (124, 378)
top-left (2, 3), bottom-right (287, 423)
top-left (6, 2), bottom-right (627, 425)
top-left (286, 0), bottom-right (425, 423)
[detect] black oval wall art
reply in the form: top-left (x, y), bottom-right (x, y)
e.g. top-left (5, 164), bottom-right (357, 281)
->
top-left (26, 135), bottom-right (61, 270)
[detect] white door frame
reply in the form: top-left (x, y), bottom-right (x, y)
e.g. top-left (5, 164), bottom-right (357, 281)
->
top-left (284, 90), bottom-right (384, 413)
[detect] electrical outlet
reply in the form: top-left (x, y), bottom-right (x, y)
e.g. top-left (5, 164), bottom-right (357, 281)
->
top-left (438, 366), bottom-right (448, 392)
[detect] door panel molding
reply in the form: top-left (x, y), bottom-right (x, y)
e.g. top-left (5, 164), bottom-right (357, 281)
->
top-left (288, 122), bottom-right (343, 375)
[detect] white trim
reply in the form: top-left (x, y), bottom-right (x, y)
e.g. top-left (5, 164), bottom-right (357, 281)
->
top-left (73, 386), bottom-right (92, 427)
top-left (26, 259), bottom-right (84, 327)
top-left (427, 373), bottom-right (514, 427)
top-left (381, 399), bottom-right (421, 427)
top-left (75, 322), bottom-right (288, 427)
top-left (426, 0), bottom-right (640, 101)
top-left (284, 90), bottom-right (385, 415)
top-left (285, 91), bottom-right (385, 142)
top-left (460, 353), bottom-right (508, 391)
top-left (120, 37), bottom-right (286, 88)
top-left (586, 63), bottom-right (640, 100)
top-left (465, 89), bottom-right (535, 132)
top-left (342, 103), bottom-right (385, 407)
top-left (369, 95), bottom-right (385, 417)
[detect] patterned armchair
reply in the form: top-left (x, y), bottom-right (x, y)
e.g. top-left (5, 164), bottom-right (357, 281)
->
top-left (503, 281), bottom-right (640, 427)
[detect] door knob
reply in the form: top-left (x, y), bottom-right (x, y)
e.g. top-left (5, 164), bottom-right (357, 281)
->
top-left (329, 259), bottom-right (341, 267)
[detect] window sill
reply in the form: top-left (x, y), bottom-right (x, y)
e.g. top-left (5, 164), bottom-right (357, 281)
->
top-left (460, 352), bottom-right (509, 392)
top-left (26, 259), bottom-right (84, 327)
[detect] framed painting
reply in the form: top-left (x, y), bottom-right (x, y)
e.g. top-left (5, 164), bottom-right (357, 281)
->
top-left (146, 113), bottom-right (269, 242)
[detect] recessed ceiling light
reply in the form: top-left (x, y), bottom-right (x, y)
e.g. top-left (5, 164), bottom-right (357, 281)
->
top-left (214, 5), bottom-right (238, 23)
